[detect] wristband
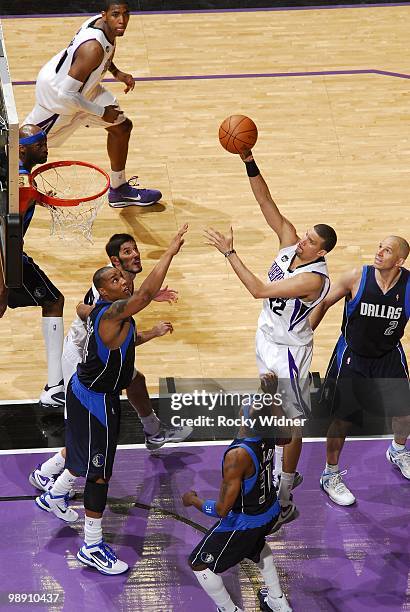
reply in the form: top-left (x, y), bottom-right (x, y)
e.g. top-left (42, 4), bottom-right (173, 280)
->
top-left (201, 499), bottom-right (219, 517)
top-left (245, 159), bottom-right (260, 177)
top-left (224, 249), bottom-right (236, 258)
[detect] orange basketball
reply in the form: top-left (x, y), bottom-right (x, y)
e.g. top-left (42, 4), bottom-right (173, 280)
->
top-left (218, 115), bottom-right (258, 154)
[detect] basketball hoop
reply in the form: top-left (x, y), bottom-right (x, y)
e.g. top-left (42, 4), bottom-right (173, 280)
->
top-left (29, 161), bottom-right (110, 243)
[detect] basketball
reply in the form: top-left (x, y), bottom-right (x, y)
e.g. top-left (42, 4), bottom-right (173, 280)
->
top-left (218, 115), bottom-right (258, 154)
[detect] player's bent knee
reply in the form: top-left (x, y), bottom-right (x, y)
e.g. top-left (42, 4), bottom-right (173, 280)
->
top-left (84, 479), bottom-right (109, 513)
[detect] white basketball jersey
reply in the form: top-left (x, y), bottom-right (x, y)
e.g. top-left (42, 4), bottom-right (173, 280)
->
top-left (65, 283), bottom-right (100, 350)
top-left (257, 244), bottom-right (330, 346)
top-left (36, 15), bottom-right (115, 113)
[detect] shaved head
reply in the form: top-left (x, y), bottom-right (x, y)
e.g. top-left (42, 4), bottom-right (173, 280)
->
top-left (19, 124), bottom-right (46, 140)
top-left (93, 266), bottom-right (113, 290)
top-left (388, 236), bottom-right (409, 260)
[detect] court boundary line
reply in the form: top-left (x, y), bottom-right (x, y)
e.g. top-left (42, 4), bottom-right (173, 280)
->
top-left (10, 68), bottom-right (410, 88)
top-left (0, 435), bottom-right (393, 456)
top-left (1, 3), bottom-right (410, 19)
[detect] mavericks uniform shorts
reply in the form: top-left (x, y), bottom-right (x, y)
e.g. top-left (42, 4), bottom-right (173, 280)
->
top-left (189, 515), bottom-right (279, 574)
top-left (255, 328), bottom-right (312, 419)
top-left (321, 336), bottom-right (410, 422)
top-left (65, 379), bottom-right (121, 480)
top-left (7, 252), bottom-right (61, 309)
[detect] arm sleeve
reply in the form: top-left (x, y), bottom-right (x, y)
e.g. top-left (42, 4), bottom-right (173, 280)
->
top-left (57, 75), bottom-right (105, 117)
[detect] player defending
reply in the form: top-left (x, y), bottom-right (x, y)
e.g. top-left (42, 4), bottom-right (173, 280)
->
top-left (205, 149), bottom-right (337, 528)
top-left (0, 125), bottom-right (65, 408)
top-left (34, 225), bottom-right (188, 575)
top-left (310, 236), bottom-right (410, 506)
top-left (182, 395), bottom-right (292, 612)
top-left (24, 1), bottom-right (161, 208)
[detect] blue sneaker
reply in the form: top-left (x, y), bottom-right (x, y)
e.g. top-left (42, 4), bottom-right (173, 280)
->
top-left (35, 491), bottom-right (78, 523)
top-left (77, 540), bottom-right (128, 575)
top-left (108, 176), bottom-right (162, 208)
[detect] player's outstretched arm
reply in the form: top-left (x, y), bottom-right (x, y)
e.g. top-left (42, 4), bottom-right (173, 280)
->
top-left (182, 447), bottom-right (251, 517)
top-left (136, 321), bottom-right (173, 345)
top-left (104, 225), bottom-right (187, 322)
top-left (240, 149), bottom-right (299, 248)
top-left (205, 227), bottom-right (322, 301)
top-left (309, 268), bottom-right (361, 330)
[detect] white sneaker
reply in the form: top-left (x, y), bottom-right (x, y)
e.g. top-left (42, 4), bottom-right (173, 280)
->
top-left (77, 541), bottom-right (128, 575)
top-left (39, 381), bottom-right (65, 409)
top-left (29, 466), bottom-right (75, 499)
top-left (145, 423), bottom-right (193, 451)
top-left (217, 607), bottom-right (243, 612)
top-left (258, 588), bottom-right (292, 611)
top-left (35, 491), bottom-right (78, 523)
top-left (320, 470), bottom-right (355, 506)
top-left (386, 447), bottom-right (410, 479)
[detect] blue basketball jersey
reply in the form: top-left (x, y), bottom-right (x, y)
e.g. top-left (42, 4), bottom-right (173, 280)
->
top-left (19, 162), bottom-right (35, 235)
top-left (216, 437), bottom-right (280, 532)
top-left (342, 265), bottom-right (410, 357)
top-left (76, 300), bottom-right (135, 393)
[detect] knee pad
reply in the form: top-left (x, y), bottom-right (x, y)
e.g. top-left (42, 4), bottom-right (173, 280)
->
top-left (84, 480), bottom-right (109, 513)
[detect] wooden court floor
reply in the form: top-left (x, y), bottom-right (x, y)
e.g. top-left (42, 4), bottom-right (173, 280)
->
top-left (1, 5), bottom-right (409, 400)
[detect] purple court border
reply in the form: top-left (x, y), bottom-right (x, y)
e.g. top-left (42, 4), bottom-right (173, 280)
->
top-left (1, 2), bottom-right (410, 19)
top-left (11, 67), bottom-right (410, 86)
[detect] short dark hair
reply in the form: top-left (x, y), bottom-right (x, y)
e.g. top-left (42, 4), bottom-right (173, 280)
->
top-left (93, 266), bottom-right (113, 290)
top-left (105, 233), bottom-right (135, 258)
top-left (102, 0), bottom-right (129, 11)
top-left (390, 236), bottom-right (410, 260)
top-left (314, 224), bottom-right (337, 253)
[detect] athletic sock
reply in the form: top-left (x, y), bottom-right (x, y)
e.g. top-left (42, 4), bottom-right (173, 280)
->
top-left (39, 450), bottom-right (65, 478)
top-left (274, 446), bottom-right (283, 482)
top-left (49, 469), bottom-right (76, 497)
top-left (110, 169), bottom-right (126, 189)
top-left (325, 463), bottom-right (339, 474)
top-left (42, 317), bottom-right (64, 387)
top-left (140, 412), bottom-right (161, 435)
top-left (84, 516), bottom-right (103, 546)
top-left (256, 543), bottom-right (283, 604)
top-left (391, 440), bottom-right (406, 453)
top-left (278, 471), bottom-right (294, 506)
top-left (193, 568), bottom-right (237, 612)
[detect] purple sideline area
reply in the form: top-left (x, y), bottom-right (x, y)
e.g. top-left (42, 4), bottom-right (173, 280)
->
top-left (1, 3), bottom-right (410, 19)
top-left (0, 439), bottom-right (409, 611)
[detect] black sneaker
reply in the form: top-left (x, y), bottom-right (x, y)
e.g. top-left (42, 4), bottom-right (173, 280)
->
top-left (269, 502), bottom-right (299, 534)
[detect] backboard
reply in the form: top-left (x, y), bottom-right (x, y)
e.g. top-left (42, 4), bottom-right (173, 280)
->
top-left (0, 21), bottom-right (21, 288)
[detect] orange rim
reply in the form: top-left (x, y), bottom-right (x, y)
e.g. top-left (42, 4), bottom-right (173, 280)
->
top-left (30, 160), bottom-right (110, 207)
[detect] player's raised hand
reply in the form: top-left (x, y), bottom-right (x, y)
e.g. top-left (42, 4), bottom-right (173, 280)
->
top-left (153, 321), bottom-right (174, 337)
top-left (239, 148), bottom-right (253, 161)
top-left (168, 224), bottom-right (188, 256)
top-left (115, 70), bottom-right (135, 93)
top-left (154, 286), bottom-right (178, 304)
top-left (204, 226), bottom-right (234, 255)
top-left (182, 491), bottom-right (198, 507)
top-left (102, 104), bottom-right (123, 123)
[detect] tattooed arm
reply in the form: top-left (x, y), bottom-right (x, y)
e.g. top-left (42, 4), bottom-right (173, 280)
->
top-left (182, 447), bottom-right (253, 517)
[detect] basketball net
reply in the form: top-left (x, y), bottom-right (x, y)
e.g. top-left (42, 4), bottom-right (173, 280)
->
top-left (21, 161), bottom-right (110, 243)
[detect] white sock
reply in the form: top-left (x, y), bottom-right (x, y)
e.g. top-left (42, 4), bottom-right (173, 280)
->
top-left (84, 516), bottom-right (103, 546)
top-left (256, 543), bottom-right (283, 603)
top-left (274, 446), bottom-right (283, 481)
top-left (325, 463), bottom-right (339, 474)
top-left (42, 317), bottom-right (64, 387)
top-left (193, 568), bottom-right (237, 612)
top-left (110, 169), bottom-right (126, 189)
top-left (392, 440), bottom-right (405, 452)
top-left (278, 471), bottom-right (294, 506)
top-left (140, 412), bottom-right (161, 435)
top-left (49, 469), bottom-right (76, 497)
top-left (39, 450), bottom-right (65, 478)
